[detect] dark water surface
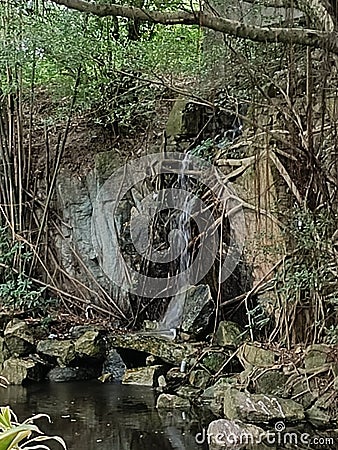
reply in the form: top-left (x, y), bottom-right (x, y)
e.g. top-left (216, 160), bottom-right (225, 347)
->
top-left (0, 381), bottom-right (208, 450)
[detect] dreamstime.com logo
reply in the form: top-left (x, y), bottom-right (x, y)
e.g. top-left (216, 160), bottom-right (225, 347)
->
top-left (91, 152), bottom-right (246, 298)
top-left (195, 421), bottom-right (336, 448)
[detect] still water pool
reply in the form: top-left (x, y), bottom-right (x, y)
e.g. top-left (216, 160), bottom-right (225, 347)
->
top-left (1, 381), bottom-right (209, 450)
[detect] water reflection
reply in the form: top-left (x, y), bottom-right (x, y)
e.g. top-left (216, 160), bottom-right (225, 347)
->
top-left (0, 382), bottom-right (208, 450)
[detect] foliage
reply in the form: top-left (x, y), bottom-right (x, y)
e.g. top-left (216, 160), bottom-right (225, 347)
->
top-left (0, 227), bottom-right (51, 314)
top-left (0, 406), bottom-right (67, 450)
top-left (274, 208), bottom-right (338, 344)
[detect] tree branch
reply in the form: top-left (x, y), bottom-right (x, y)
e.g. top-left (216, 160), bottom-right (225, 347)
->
top-left (50, 0), bottom-right (338, 54)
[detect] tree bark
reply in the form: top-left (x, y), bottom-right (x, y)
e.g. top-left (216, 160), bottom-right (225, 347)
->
top-left (50, 0), bottom-right (338, 54)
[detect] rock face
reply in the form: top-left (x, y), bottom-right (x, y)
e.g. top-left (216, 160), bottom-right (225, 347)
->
top-left (207, 419), bottom-right (266, 450)
top-left (156, 393), bottom-right (190, 410)
top-left (180, 285), bottom-right (215, 335)
top-left (4, 320), bottom-right (34, 356)
top-left (223, 388), bottom-right (304, 423)
top-left (122, 366), bottom-right (162, 387)
top-left (37, 339), bottom-right (76, 366)
top-left (1, 357), bottom-right (47, 385)
top-left (215, 321), bottom-right (244, 348)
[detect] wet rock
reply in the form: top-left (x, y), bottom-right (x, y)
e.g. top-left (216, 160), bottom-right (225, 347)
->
top-left (1, 356), bottom-right (47, 385)
top-left (254, 370), bottom-right (288, 397)
top-left (156, 393), bottom-right (190, 410)
top-left (122, 365), bottom-right (163, 387)
top-left (207, 419), bottom-right (266, 450)
top-left (223, 388), bottom-right (304, 423)
top-left (70, 325), bottom-right (105, 339)
top-left (75, 330), bottom-right (105, 361)
top-left (304, 344), bottom-right (332, 370)
top-left (101, 349), bottom-right (126, 382)
top-left (239, 343), bottom-right (276, 368)
top-left (189, 369), bottom-right (210, 389)
top-left (215, 321), bottom-right (244, 348)
top-left (37, 339), bottom-right (76, 367)
top-left (4, 319), bottom-right (34, 356)
top-left (181, 285), bottom-right (214, 336)
top-left (107, 333), bottom-right (199, 365)
top-left (48, 366), bottom-right (100, 382)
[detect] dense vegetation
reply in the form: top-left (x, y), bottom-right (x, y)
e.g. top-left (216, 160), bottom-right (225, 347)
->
top-left (0, 0), bottom-right (337, 347)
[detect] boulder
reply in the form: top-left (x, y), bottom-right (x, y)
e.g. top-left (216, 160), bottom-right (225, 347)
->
top-left (0, 336), bottom-right (9, 365)
top-left (304, 344), bottom-right (333, 370)
top-left (201, 377), bottom-right (236, 416)
top-left (122, 365), bottom-right (162, 387)
top-left (4, 319), bottom-right (34, 356)
top-left (37, 339), bottom-right (76, 367)
top-left (189, 369), bottom-right (210, 389)
top-left (47, 366), bottom-right (100, 382)
top-left (215, 321), bottom-right (244, 348)
top-left (101, 349), bottom-right (126, 382)
top-left (207, 419), bottom-right (266, 450)
top-left (202, 351), bottom-right (231, 373)
top-left (107, 333), bottom-right (199, 365)
top-left (254, 370), bottom-right (288, 397)
top-left (176, 385), bottom-right (201, 399)
top-left (305, 392), bottom-right (335, 427)
top-left (180, 285), bottom-right (214, 336)
top-left (239, 343), bottom-right (276, 368)
top-left (223, 388), bottom-right (304, 423)
top-left (1, 356), bottom-right (47, 385)
top-left (75, 330), bottom-right (105, 361)
top-left (156, 393), bottom-right (190, 410)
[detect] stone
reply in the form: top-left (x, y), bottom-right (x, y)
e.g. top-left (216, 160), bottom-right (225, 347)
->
top-left (107, 333), bottom-right (199, 365)
top-left (0, 336), bottom-right (9, 365)
top-left (254, 370), bottom-right (288, 397)
top-left (223, 388), bottom-right (304, 423)
top-left (37, 339), bottom-right (76, 367)
top-left (156, 393), bottom-right (190, 410)
top-left (70, 325), bottom-right (105, 339)
top-left (304, 344), bottom-right (333, 370)
top-left (101, 349), bottom-right (126, 382)
top-left (4, 319), bottom-right (34, 356)
top-left (176, 385), bottom-right (201, 399)
top-left (202, 351), bottom-right (229, 373)
top-left (334, 377), bottom-right (338, 391)
top-left (1, 357), bottom-right (47, 385)
top-left (306, 404), bottom-right (332, 427)
top-left (215, 321), bottom-right (244, 348)
top-left (122, 365), bottom-right (162, 387)
top-left (47, 366), bottom-right (100, 383)
top-left (75, 330), bottom-right (105, 360)
top-left (180, 285), bottom-right (215, 336)
top-left (207, 419), bottom-right (266, 450)
top-left (201, 377), bottom-right (237, 416)
top-left (238, 343), bottom-right (276, 368)
top-left (189, 369), bottom-right (210, 389)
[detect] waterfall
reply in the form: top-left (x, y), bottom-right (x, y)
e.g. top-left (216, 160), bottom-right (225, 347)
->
top-left (159, 152), bottom-right (192, 334)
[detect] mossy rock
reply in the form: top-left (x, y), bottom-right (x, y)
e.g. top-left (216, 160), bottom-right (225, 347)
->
top-left (1, 356), bottom-right (47, 385)
top-left (156, 393), bottom-right (190, 410)
top-left (215, 321), bottom-right (244, 348)
top-left (75, 330), bottom-right (105, 360)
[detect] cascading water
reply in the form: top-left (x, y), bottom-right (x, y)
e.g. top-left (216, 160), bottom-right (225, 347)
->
top-left (159, 152), bottom-right (193, 336)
